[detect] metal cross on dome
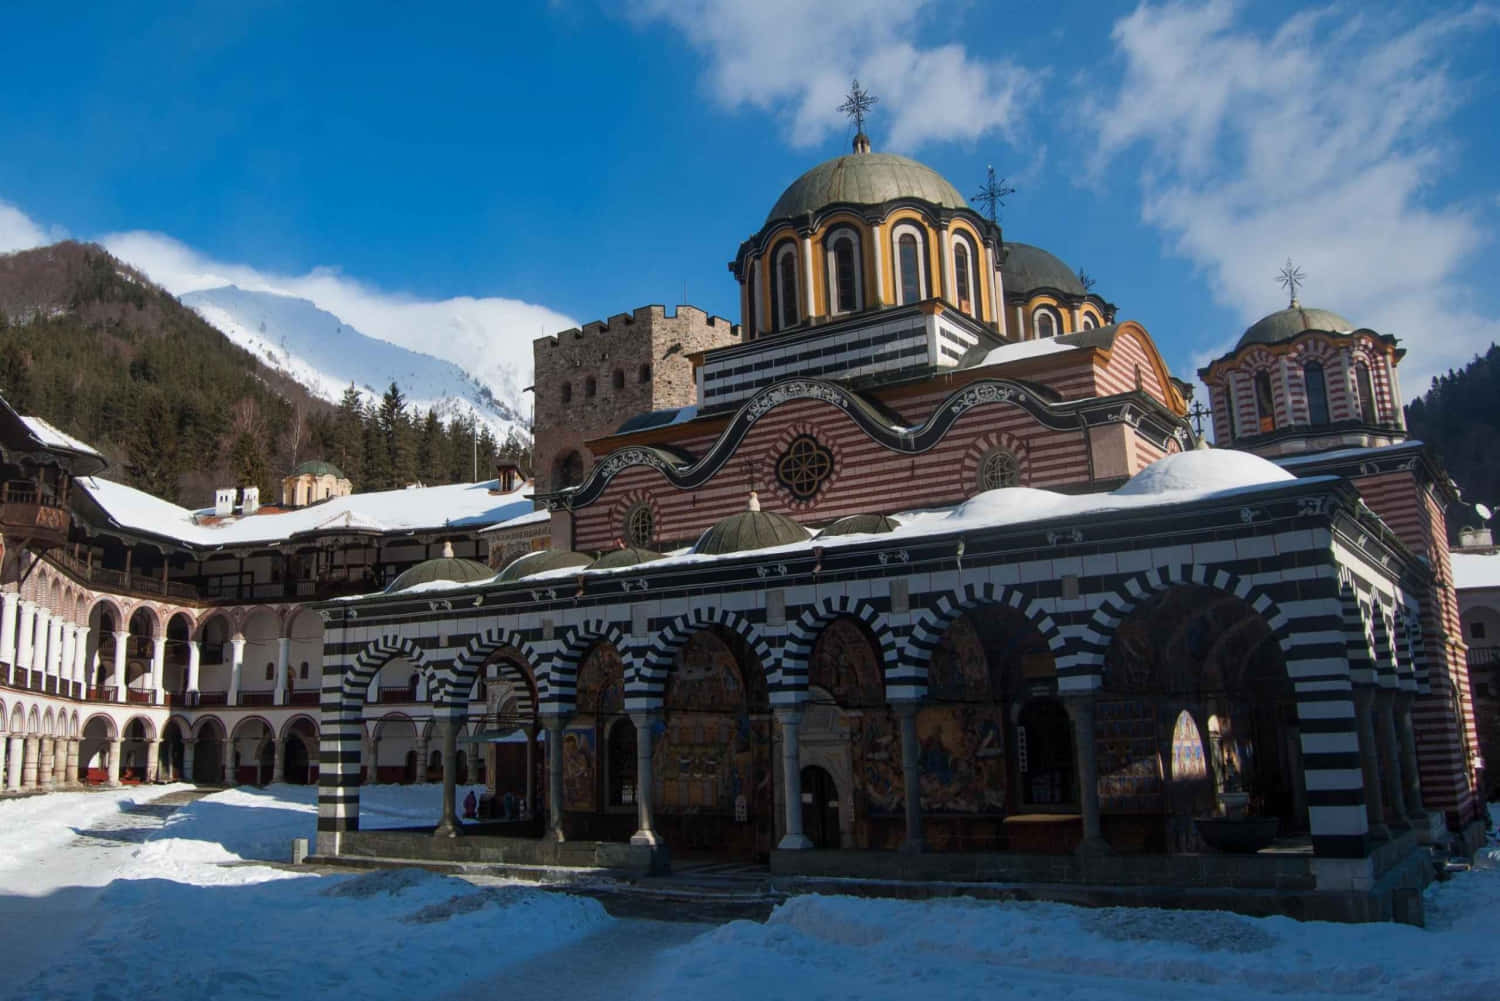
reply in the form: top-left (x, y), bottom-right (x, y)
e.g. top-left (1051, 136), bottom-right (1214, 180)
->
top-left (1277, 258), bottom-right (1306, 307)
top-left (972, 164), bottom-right (1016, 225)
top-left (838, 79), bottom-right (878, 135)
top-left (1188, 400), bottom-right (1211, 436)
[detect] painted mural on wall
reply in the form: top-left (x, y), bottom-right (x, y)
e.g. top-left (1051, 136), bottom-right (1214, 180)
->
top-left (564, 643), bottom-right (626, 813)
top-left (562, 726), bottom-right (596, 812)
top-left (810, 617), bottom-right (885, 707)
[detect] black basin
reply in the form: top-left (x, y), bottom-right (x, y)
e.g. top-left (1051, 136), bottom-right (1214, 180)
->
top-left (1194, 816), bottom-right (1279, 853)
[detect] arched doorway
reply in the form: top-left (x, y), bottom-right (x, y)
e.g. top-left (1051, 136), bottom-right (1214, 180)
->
top-left (1101, 583), bottom-right (1304, 852)
top-left (801, 765), bottom-right (841, 849)
top-left (281, 717), bottom-right (318, 785)
top-left (561, 640), bottom-right (631, 841)
top-left (161, 720), bottom-right (188, 782)
top-left (1016, 699), bottom-right (1074, 806)
top-left (802, 615), bottom-right (886, 849)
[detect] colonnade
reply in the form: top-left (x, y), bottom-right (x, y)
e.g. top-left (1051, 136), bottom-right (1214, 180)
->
top-left (1, 593), bottom-right (91, 699)
top-left (2, 735), bottom-right (93, 791)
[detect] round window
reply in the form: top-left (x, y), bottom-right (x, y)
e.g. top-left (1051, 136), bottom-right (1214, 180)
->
top-left (624, 503), bottom-right (654, 548)
top-left (776, 435), bottom-right (834, 500)
top-left (977, 448), bottom-right (1020, 491)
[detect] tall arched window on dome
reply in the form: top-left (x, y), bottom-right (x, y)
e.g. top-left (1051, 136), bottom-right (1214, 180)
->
top-left (1254, 371), bottom-right (1276, 433)
top-left (772, 242), bottom-right (799, 330)
top-left (952, 234), bottom-right (978, 318)
top-left (825, 229), bottom-right (861, 315)
top-left (1033, 307), bottom-right (1058, 339)
top-left (1303, 362), bottom-right (1329, 425)
top-left (1353, 362), bottom-right (1377, 423)
top-left (892, 225), bottom-right (927, 305)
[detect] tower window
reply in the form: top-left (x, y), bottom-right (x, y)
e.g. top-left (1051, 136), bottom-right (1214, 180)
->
top-left (1354, 362), bottom-right (1377, 423)
top-left (638, 363), bottom-right (651, 384)
top-left (774, 243), bottom-right (800, 330)
top-left (585, 376), bottom-right (597, 398)
top-left (561, 382), bottom-right (572, 404)
top-left (898, 234), bottom-right (921, 305)
top-left (977, 448), bottom-right (1021, 491)
top-left (624, 503), bottom-right (654, 548)
top-left (1254, 371), bottom-right (1275, 433)
top-left (953, 241), bottom-right (973, 315)
top-left (832, 235), bottom-right (858, 313)
top-left (612, 369), bottom-right (625, 390)
top-left (1034, 308), bottom-right (1058, 339)
top-left (1303, 361), bottom-right (1329, 425)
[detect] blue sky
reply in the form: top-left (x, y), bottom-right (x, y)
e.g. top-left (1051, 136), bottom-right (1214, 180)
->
top-left (1, 0), bottom-right (1497, 399)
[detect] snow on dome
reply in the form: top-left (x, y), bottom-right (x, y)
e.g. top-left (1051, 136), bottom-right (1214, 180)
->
top-left (946, 487), bottom-right (1069, 527)
top-left (1115, 449), bottom-right (1294, 497)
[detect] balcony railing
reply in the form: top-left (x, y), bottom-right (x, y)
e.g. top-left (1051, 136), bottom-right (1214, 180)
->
top-left (380, 687), bottom-right (418, 704)
top-left (239, 691), bottom-right (275, 707)
top-left (289, 691), bottom-right (319, 706)
top-left (1468, 646), bottom-right (1499, 668)
top-left (125, 690), bottom-right (154, 705)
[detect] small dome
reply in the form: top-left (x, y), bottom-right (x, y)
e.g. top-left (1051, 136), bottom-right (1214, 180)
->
top-left (694, 492), bottom-right (811, 555)
top-left (817, 513), bottom-right (899, 537)
top-left (1114, 449), bottom-right (1294, 497)
top-left (385, 544), bottom-right (493, 593)
top-left (587, 547), bottom-right (665, 570)
top-left (496, 548), bottom-right (593, 582)
top-left (1000, 242), bottom-right (1085, 297)
top-left (292, 459), bottom-right (345, 478)
top-left (766, 152), bottom-right (969, 224)
top-left (1236, 305), bottom-right (1353, 350)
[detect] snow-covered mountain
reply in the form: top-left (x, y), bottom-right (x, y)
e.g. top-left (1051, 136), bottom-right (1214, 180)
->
top-left (183, 286), bottom-right (530, 438)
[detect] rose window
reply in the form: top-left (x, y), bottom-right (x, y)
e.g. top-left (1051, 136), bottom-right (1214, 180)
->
top-left (624, 503), bottom-right (654, 548)
top-left (776, 435), bottom-right (834, 500)
top-left (977, 448), bottom-right (1020, 491)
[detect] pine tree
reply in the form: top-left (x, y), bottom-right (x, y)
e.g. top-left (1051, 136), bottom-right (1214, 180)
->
top-left (332, 384), bottom-right (366, 487)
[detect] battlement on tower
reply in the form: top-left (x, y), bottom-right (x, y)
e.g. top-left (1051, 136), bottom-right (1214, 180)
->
top-left (539, 304), bottom-right (740, 348)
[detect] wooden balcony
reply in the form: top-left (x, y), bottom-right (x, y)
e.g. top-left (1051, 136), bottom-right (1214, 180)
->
top-left (0, 482), bottom-right (69, 547)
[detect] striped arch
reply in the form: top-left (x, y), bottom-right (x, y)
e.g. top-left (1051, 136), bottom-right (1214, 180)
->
top-left (1342, 583), bottom-right (1377, 687)
top-left (340, 634), bottom-right (430, 704)
top-left (550, 619), bottom-right (631, 711)
top-left (435, 626), bottom-right (542, 710)
top-left (781, 596), bottom-right (898, 704)
top-left (1067, 563), bottom-right (1293, 686)
top-left (900, 582), bottom-right (1066, 699)
top-left (633, 607), bottom-right (774, 710)
top-left (1394, 608), bottom-right (1423, 693)
top-left (1368, 602), bottom-right (1399, 689)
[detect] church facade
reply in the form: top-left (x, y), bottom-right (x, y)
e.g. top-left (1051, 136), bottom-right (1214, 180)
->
top-left (312, 135), bottom-right (1481, 920)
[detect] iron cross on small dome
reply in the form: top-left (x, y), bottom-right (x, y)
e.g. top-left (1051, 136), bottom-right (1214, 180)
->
top-left (972, 164), bottom-right (1016, 225)
top-left (838, 79), bottom-right (878, 134)
top-left (1277, 259), bottom-right (1306, 307)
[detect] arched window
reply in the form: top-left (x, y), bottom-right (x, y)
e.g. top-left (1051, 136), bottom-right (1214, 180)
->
top-left (952, 238), bottom-right (975, 316)
top-left (264, 662), bottom-right (274, 681)
top-left (554, 450), bottom-right (584, 490)
top-left (897, 232), bottom-right (922, 305)
top-left (638, 363), bottom-right (651, 384)
top-left (585, 376), bottom-right (597, 398)
top-left (1081, 313), bottom-right (1097, 330)
top-left (1254, 371), bottom-right (1275, 433)
top-left (299, 661), bottom-right (309, 680)
top-left (1303, 362), bottom-right (1329, 425)
top-left (611, 369), bottom-right (624, 390)
top-left (827, 231), bottom-right (860, 314)
top-left (560, 382), bottom-right (572, 404)
top-left (977, 448), bottom-right (1020, 491)
top-left (773, 243), bottom-right (799, 330)
top-left (1034, 307), bottom-right (1058, 339)
top-left (623, 502), bottom-right (654, 548)
top-left (1354, 362), bottom-right (1377, 423)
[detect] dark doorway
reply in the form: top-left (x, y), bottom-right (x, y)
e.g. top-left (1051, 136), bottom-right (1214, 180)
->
top-left (283, 737), bottom-right (310, 785)
top-left (801, 765), bottom-right (840, 849)
top-left (193, 738), bottom-right (222, 783)
top-left (1017, 699), bottom-right (1074, 807)
top-left (607, 718), bottom-right (638, 807)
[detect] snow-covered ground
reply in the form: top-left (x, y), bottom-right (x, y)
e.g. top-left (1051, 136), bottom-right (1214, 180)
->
top-left (0, 786), bottom-right (1496, 1001)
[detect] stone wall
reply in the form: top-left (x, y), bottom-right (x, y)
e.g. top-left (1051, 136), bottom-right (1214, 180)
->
top-left (532, 305), bottom-right (740, 497)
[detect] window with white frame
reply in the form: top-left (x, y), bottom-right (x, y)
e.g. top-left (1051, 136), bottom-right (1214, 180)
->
top-left (952, 235), bottom-right (978, 317)
top-left (1033, 307), bottom-right (1059, 339)
top-left (826, 229), bottom-right (862, 315)
top-left (773, 242), bottom-right (800, 330)
top-left (892, 224), bottom-right (927, 305)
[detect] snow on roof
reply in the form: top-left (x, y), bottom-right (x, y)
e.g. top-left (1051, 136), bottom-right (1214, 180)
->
top-left (20, 416), bottom-right (103, 457)
top-left (1453, 552), bottom-right (1500, 590)
top-left (966, 338), bottom-right (1075, 369)
top-left (478, 507), bottom-right (551, 534)
top-left (78, 476), bottom-right (533, 548)
top-left (1114, 449), bottom-right (1293, 496)
top-left (1275, 441), bottom-right (1423, 467)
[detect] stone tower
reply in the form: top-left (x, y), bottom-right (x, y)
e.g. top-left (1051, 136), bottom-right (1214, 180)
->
top-left (532, 305), bottom-right (740, 498)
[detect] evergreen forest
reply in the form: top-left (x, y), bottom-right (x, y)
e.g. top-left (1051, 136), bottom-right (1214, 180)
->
top-left (1405, 344), bottom-right (1500, 538)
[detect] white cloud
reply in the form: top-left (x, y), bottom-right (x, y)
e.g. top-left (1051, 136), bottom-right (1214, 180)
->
top-left (0, 201), bottom-right (63, 254)
top-left (98, 230), bottom-right (576, 412)
top-left (1088, 1), bottom-right (1500, 396)
top-left (629, 0), bottom-right (1038, 151)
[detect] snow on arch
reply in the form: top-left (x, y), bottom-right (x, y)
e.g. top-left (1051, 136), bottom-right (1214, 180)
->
top-left (1113, 448), bottom-right (1294, 497)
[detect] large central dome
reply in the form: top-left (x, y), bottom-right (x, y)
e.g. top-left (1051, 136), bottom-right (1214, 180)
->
top-left (766, 152), bottom-right (969, 223)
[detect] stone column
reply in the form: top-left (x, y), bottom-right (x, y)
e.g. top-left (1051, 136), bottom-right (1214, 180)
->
top-left (145, 738), bottom-right (161, 783)
top-left (150, 636), bottom-right (167, 704)
top-left (893, 702), bottom-right (925, 854)
top-left (33, 610), bottom-right (51, 688)
top-left (1395, 694), bottom-right (1427, 820)
top-left (53, 738), bottom-right (68, 787)
top-left (415, 734), bottom-right (430, 783)
top-left (112, 630), bottom-right (129, 701)
top-left (65, 738), bottom-right (80, 787)
top-left (274, 637), bottom-right (290, 706)
top-left (5, 735), bottom-right (22, 790)
top-left (39, 738), bottom-right (55, 790)
top-left (629, 711), bottom-right (660, 846)
top-left (227, 635), bottom-right (245, 706)
top-left (21, 735), bottom-right (38, 788)
top-left (1373, 691), bottom-right (1409, 830)
top-left (800, 233), bottom-right (816, 319)
top-left (775, 708), bottom-right (812, 850)
top-left (105, 737), bottom-right (121, 787)
top-left (1064, 694), bottom-right (1110, 854)
top-left (433, 716), bottom-right (464, 838)
top-left (272, 735), bottom-right (286, 784)
top-left (223, 737), bottom-right (235, 784)
top-left (73, 626), bottom-right (89, 695)
top-left (186, 641), bottom-right (201, 699)
top-left (47, 616), bottom-right (62, 686)
top-left (544, 716), bottom-right (566, 842)
top-left (524, 724), bottom-right (537, 817)
top-left (183, 738), bottom-right (196, 783)
top-left (1352, 687), bottom-right (1390, 841)
top-left (60, 626), bottom-right (76, 696)
top-left (16, 600), bottom-right (36, 675)
top-left (1, 591), bottom-right (18, 678)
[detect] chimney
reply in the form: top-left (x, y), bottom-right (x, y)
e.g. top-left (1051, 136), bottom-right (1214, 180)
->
top-left (241, 486), bottom-right (260, 515)
top-left (214, 489), bottom-right (235, 517)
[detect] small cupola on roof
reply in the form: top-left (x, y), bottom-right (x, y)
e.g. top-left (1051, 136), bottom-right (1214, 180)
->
top-left (496, 548), bottom-right (593, 582)
top-left (997, 242), bottom-right (1117, 341)
top-left (385, 541), bottom-right (493, 593)
top-left (693, 491), bottom-right (811, 556)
